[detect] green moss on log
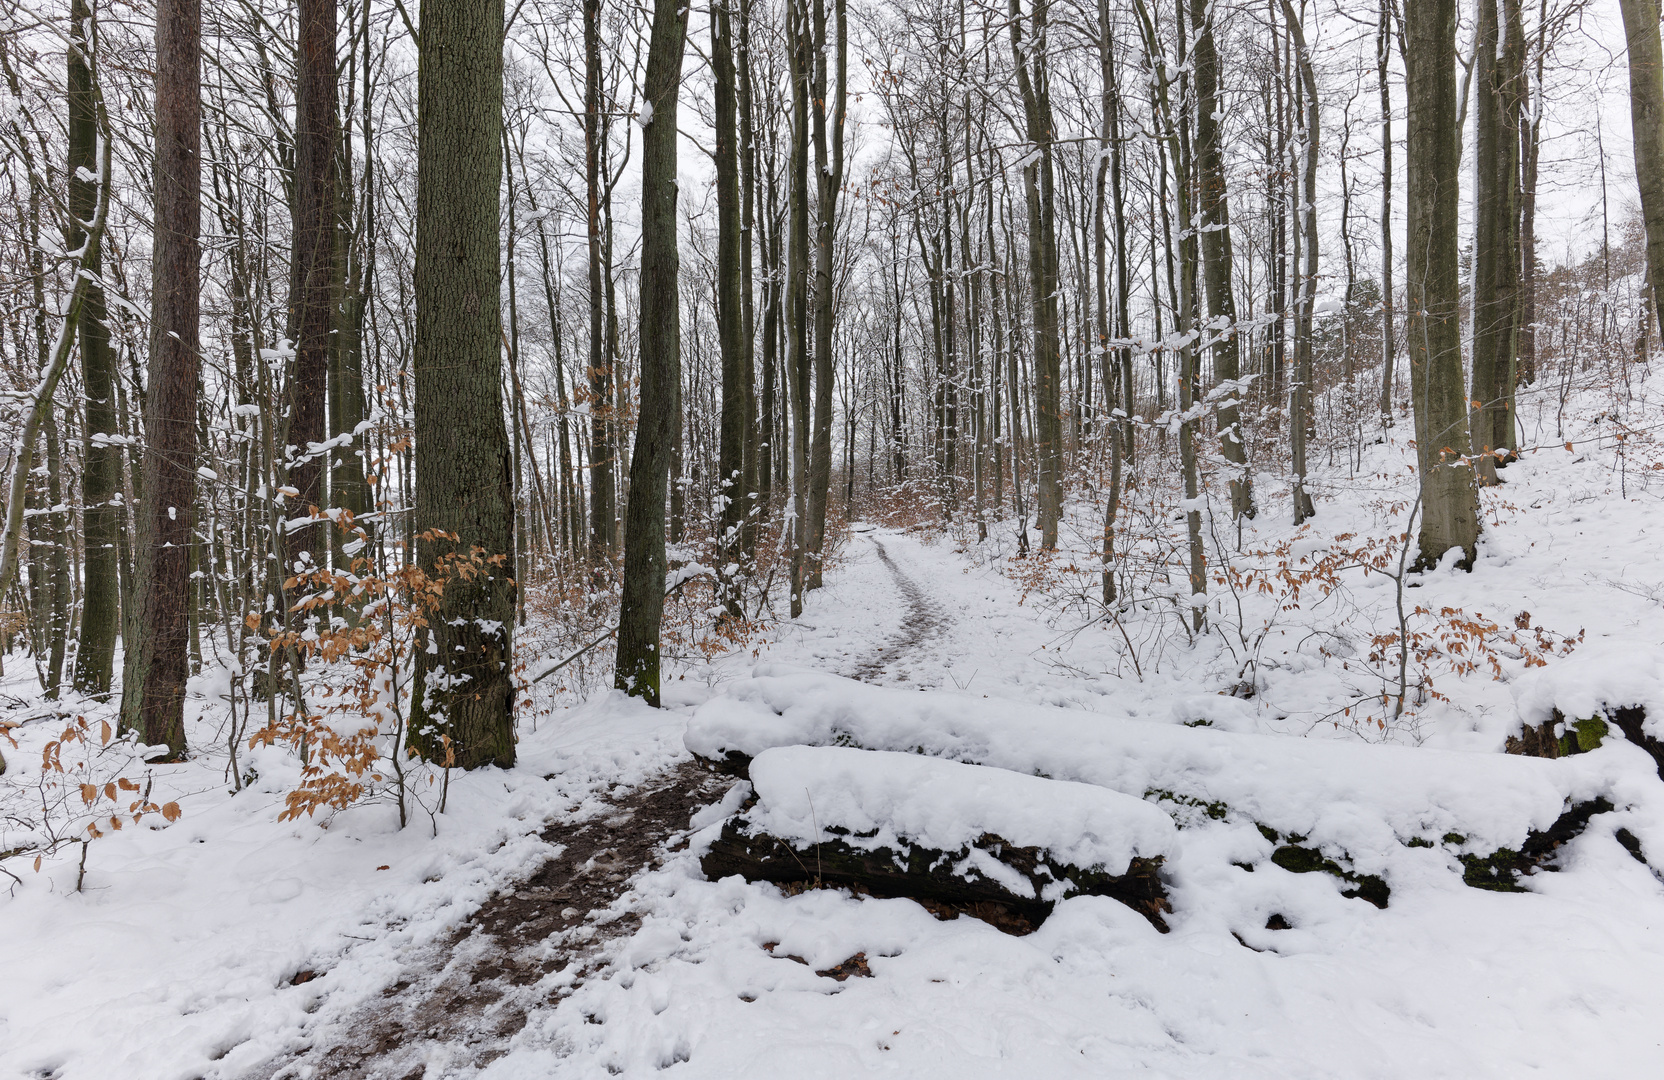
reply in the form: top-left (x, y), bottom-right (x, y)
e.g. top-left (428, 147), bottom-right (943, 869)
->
top-left (1269, 844), bottom-right (1391, 909)
top-left (702, 821), bottom-right (1171, 934)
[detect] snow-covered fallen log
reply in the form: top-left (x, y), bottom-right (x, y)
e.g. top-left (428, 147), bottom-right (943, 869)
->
top-left (701, 745), bottom-right (1176, 932)
top-left (688, 670), bottom-right (1664, 895)
top-left (1506, 645), bottom-right (1664, 779)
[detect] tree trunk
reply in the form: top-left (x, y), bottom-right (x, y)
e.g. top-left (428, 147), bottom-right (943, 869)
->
top-left (1470, 0), bottom-right (1522, 485)
top-left (806, 0), bottom-right (846, 590)
top-left (737, 0), bottom-right (760, 560)
top-left (44, 410), bottom-right (68, 698)
top-left (1620, 0), bottom-right (1664, 336)
top-left (70, 0), bottom-right (119, 698)
top-left (1377, 0), bottom-right (1397, 424)
top-left (1011, 0), bottom-right (1063, 550)
top-left (285, 0), bottom-right (338, 567)
top-left (411, 0), bottom-right (516, 768)
top-left (584, 0), bottom-right (616, 559)
top-left (1518, 0), bottom-right (1548, 387)
top-left (614, 0), bottom-right (687, 704)
top-left (787, 0), bottom-right (811, 617)
top-left (1405, 0), bottom-right (1481, 569)
top-left (119, 0), bottom-right (200, 758)
top-left (1192, 0), bottom-right (1252, 521)
top-left (713, 0), bottom-right (746, 617)
top-left (1283, 0), bottom-right (1318, 524)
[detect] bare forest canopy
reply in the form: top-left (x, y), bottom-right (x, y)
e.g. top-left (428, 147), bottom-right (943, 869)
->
top-left (1, 0), bottom-right (1661, 769)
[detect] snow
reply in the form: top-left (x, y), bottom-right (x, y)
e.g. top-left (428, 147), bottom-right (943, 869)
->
top-left (692, 666), bottom-right (1664, 883)
top-left (7, 385), bottom-right (1664, 1078)
top-left (1513, 640), bottom-right (1664, 733)
top-left (743, 745), bottom-right (1176, 881)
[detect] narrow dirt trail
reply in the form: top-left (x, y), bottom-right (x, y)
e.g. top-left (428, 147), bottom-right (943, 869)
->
top-left (251, 535), bottom-right (946, 1078)
top-left (249, 763), bottom-right (731, 1080)
top-left (847, 537), bottom-right (950, 685)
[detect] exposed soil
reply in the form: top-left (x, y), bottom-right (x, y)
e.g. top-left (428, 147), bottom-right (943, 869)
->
top-left (250, 538), bottom-right (964, 1078)
top-left (848, 538), bottom-right (948, 684)
top-left (249, 760), bottom-right (733, 1080)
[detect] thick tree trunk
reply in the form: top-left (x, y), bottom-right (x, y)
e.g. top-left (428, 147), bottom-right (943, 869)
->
top-left (614, 0), bottom-right (687, 704)
top-left (1620, 0), bottom-right (1664, 336)
top-left (70, 0), bottom-right (119, 698)
top-left (119, 0), bottom-right (200, 758)
top-left (285, 0), bottom-right (338, 565)
top-left (411, 0), bottom-right (516, 768)
top-left (1405, 0), bottom-right (1481, 569)
top-left (1192, 0), bottom-right (1252, 521)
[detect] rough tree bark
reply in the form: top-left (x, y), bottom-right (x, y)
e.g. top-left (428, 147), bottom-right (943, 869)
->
top-left (805, 0), bottom-right (846, 590)
top-left (119, 0), bottom-right (200, 758)
top-left (70, 0), bottom-right (119, 697)
top-left (713, 0), bottom-right (746, 617)
top-left (411, 0), bottom-right (517, 768)
top-left (1470, 0), bottom-right (1522, 485)
top-left (786, 0), bottom-right (811, 616)
top-left (1405, 0), bottom-right (1481, 568)
top-left (1192, 0), bottom-right (1252, 521)
top-left (285, 0), bottom-right (337, 564)
top-left (1282, 0), bottom-right (1318, 524)
top-left (1011, 0), bottom-right (1064, 550)
top-left (1377, 0), bottom-right (1396, 424)
top-left (584, 0), bottom-right (616, 558)
top-left (1620, 0), bottom-right (1664, 335)
top-left (614, 0), bottom-right (687, 704)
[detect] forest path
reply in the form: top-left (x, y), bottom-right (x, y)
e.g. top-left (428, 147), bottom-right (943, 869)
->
top-left (845, 534), bottom-right (950, 684)
top-left (244, 529), bottom-right (1075, 1080)
top-left (248, 761), bottom-right (730, 1080)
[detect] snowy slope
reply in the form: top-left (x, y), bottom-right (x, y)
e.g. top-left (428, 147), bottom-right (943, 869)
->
top-left (4, 402), bottom-right (1664, 1079)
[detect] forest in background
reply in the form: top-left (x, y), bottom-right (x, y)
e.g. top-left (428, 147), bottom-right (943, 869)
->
top-left (2, 0), bottom-right (1663, 799)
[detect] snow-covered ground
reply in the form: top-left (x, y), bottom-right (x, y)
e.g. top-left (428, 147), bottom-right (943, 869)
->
top-left (5, 391), bottom-right (1664, 1079)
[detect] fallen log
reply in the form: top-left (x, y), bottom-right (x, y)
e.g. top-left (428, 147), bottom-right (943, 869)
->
top-left (703, 819), bottom-right (1170, 934)
top-left (1506, 705), bottom-right (1664, 781)
top-left (698, 745), bottom-right (1175, 934)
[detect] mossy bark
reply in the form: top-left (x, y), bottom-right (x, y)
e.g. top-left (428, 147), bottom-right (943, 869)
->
top-left (704, 819), bottom-right (1170, 933)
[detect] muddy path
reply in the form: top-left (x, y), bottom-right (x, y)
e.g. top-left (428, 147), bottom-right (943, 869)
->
top-left (250, 761), bottom-right (733, 1080)
top-left (847, 537), bottom-right (950, 685)
top-left (253, 536), bottom-right (940, 1078)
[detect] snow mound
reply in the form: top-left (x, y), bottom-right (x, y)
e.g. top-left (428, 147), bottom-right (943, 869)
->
top-left (1512, 641), bottom-right (1664, 735)
top-left (689, 667), bottom-right (1626, 860)
top-left (746, 745), bottom-right (1176, 878)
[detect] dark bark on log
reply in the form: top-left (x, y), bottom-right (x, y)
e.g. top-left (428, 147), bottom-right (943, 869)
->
top-left (702, 818), bottom-right (1171, 934)
top-left (1507, 705), bottom-right (1664, 781)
